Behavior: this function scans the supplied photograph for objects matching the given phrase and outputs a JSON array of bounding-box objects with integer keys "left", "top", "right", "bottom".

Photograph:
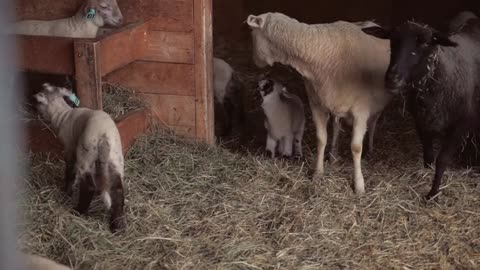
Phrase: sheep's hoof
[
  {"left": 354, "top": 187, "right": 366, "bottom": 194},
  {"left": 424, "top": 191, "right": 440, "bottom": 202},
  {"left": 110, "top": 216, "right": 127, "bottom": 233}
]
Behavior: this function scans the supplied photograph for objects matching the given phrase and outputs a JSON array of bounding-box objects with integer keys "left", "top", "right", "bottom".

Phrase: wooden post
[
  {"left": 74, "top": 41, "right": 102, "bottom": 109},
  {"left": 194, "top": 0, "right": 214, "bottom": 144}
]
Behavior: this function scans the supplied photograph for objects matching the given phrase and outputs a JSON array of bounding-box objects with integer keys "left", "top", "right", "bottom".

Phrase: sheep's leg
[
  {"left": 311, "top": 109, "right": 329, "bottom": 175},
  {"left": 328, "top": 117, "right": 341, "bottom": 162},
  {"left": 74, "top": 172, "right": 95, "bottom": 215},
  {"left": 266, "top": 134, "right": 277, "bottom": 159},
  {"left": 109, "top": 171, "right": 126, "bottom": 232},
  {"left": 64, "top": 155, "right": 76, "bottom": 196},
  {"left": 282, "top": 135, "right": 294, "bottom": 158},
  {"left": 366, "top": 113, "right": 381, "bottom": 157},
  {"left": 426, "top": 132, "right": 461, "bottom": 200},
  {"left": 351, "top": 115, "right": 368, "bottom": 194},
  {"left": 294, "top": 131, "right": 304, "bottom": 158},
  {"left": 415, "top": 122, "right": 435, "bottom": 168}
]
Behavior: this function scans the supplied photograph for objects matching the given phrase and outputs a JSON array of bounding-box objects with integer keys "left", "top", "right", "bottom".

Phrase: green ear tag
[
  {"left": 70, "top": 94, "right": 80, "bottom": 107},
  {"left": 86, "top": 8, "right": 96, "bottom": 19}
]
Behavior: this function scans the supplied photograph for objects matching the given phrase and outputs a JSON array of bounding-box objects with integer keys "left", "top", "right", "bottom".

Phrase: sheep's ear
[
  {"left": 247, "top": 15, "right": 265, "bottom": 29},
  {"left": 362, "top": 26, "right": 391, "bottom": 39},
  {"left": 431, "top": 32, "right": 458, "bottom": 47},
  {"left": 34, "top": 93, "right": 47, "bottom": 105}
]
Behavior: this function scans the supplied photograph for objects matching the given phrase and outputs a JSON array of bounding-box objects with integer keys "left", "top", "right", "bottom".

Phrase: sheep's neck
[
  {"left": 69, "top": 12, "right": 103, "bottom": 37},
  {"left": 50, "top": 106, "right": 72, "bottom": 134}
]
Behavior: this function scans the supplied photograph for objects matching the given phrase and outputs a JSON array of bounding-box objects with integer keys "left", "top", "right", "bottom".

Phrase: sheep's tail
[{"left": 97, "top": 134, "right": 112, "bottom": 209}]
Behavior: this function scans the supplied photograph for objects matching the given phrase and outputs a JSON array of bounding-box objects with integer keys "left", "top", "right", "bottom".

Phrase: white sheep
[
  {"left": 23, "top": 254, "right": 71, "bottom": 270},
  {"left": 13, "top": 0, "right": 123, "bottom": 38},
  {"left": 213, "top": 57, "right": 244, "bottom": 136},
  {"left": 34, "top": 83, "right": 126, "bottom": 232},
  {"left": 257, "top": 78, "right": 305, "bottom": 158},
  {"left": 448, "top": 11, "right": 478, "bottom": 32},
  {"left": 247, "top": 12, "right": 392, "bottom": 194}
]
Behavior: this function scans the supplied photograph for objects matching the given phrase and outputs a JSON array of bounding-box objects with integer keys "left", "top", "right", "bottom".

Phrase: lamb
[
  {"left": 213, "top": 57, "right": 244, "bottom": 136},
  {"left": 257, "top": 78, "right": 305, "bottom": 158},
  {"left": 447, "top": 11, "right": 478, "bottom": 32},
  {"left": 13, "top": 0, "right": 123, "bottom": 38},
  {"left": 33, "top": 83, "right": 126, "bottom": 231},
  {"left": 246, "top": 12, "right": 392, "bottom": 194},
  {"left": 362, "top": 19, "right": 480, "bottom": 199}
]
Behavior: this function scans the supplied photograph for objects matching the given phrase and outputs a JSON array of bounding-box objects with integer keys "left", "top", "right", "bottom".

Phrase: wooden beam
[
  {"left": 74, "top": 41, "right": 102, "bottom": 109},
  {"left": 115, "top": 109, "right": 151, "bottom": 155},
  {"left": 98, "top": 21, "right": 149, "bottom": 76},
  {"left": 16, "top": 35, "right": 74, "bottom": 75},
  {"left": 193, "top": 0, "right": 214, "bottom": 144},
  {"left": 141, "top": 31, "right": 194, "bottom": 64}
]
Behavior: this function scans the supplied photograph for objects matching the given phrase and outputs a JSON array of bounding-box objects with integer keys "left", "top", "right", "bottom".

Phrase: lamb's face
[
  {"left": 257, "top": 79, "right": 274, "bottom": 99},
  {"left": 362, "top": 22, "right": 458, "bottom": 93},
  {"left": 85, "top": 0, "right": 124, "bottom": 27},
  {"left": 34, "top": 84, "right": 76, "bottom": 121},
  {"left": 247, "top": 14, "right": 274, "bottom": 68}
]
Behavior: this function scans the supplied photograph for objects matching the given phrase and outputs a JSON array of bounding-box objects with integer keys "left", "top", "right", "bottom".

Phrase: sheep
[
  {"left": 246, "top": 12, "right": 392, "bottom": 194},
  {"left": 23, "top": 254, "right": 71, "bottom": 270},
  {"left": 362, "top": 19, "right": 480, "bottom": 200},
  {"left": 257, "top": 78, "right": 305, "bottom": 158},
  {"left": 33, "top": 83, "right": 126, "bottom": 231},
  {"left": 447, "top": 11, "right": 478, "bottom": 32},
  {"left": 213, "top": 57, "right": 245, "bottom": 136},
  {"left": 13, "top": 0, "right": 123, "bottom": 38}
]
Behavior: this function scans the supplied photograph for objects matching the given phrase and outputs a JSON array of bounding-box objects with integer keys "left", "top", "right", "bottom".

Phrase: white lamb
[
  {"left": 258, "top": 78, "right": 305, "bottom": 158},
  {"left": 34, "top": 83, "right": 126, "bottom": 232},
  {"left": 213, "top": 57, "right": 244, "bottom": 136},
  {"left": 13, "top": 0, "right": 123, "bottom": 38},
  {"left": 247, "top": 12, "right": 392, "bottom": 194}
]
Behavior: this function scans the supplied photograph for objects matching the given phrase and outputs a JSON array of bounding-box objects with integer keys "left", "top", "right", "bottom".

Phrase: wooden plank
[
  {"left": 140, "top": 93, "right": 196, "bottom": 127},
  {"left": 141, "top": 31, "right": 194, "bottom": 64},
  {"left": 25, "top": 121, "right": 63, "bottom": 157},
  {"left": 16, "top": 35, "right": 74, "bottom": 75},
  {"left": 16, "top": 0, "right": 81, "bottom": 20},
  {"left": 105, "top": 61, "right": 195, "bottom": 96},
  {"left": 98, "top": 22, "right": 149, "bottom": 76},
  {"left": 74, "top": 41, "right": 102, "bottom": 109},
  {"left": 165, "top": 125, "right": 196, "bottom": 138},
  {"left": 193, "top": 0, "right": 214, "bottom": 144},
  {"left": 115, "top": 108, "right": 151, "bottom": 155},
  {"left": 119, "top": 0, "right": 193, "bottom": 32}
]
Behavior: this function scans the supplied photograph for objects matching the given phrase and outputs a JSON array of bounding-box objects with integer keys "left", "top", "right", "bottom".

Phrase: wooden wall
[{"left": 16, "top": 0, "right": 214, "bottom": 144}]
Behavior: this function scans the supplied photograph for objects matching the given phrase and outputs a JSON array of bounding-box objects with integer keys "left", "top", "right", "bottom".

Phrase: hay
[
  {"left": 20, "top": 124, "right": 480, "bottom": 269},
  {"left": 101, "top": 83, "right": 148, "bottom": 119}
]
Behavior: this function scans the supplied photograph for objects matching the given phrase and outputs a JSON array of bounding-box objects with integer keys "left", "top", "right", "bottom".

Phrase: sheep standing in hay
[
  {"left": 362, "top": 19, "right": 480, "bottom": 200},
  {"left": 257, "top": 78, "right": 305, "bottom": 158},
  {"left": 13, "top": 0, "right": 124, "bottom": 38},
  {"left": 33, "top": 83, "right": 126, "bottom": 232},
  {"left": 246, "top": 13, "right": 392, "bottom": 194},
  {"left": 213, "top": 57, "right": 245, "bottom": 137}
]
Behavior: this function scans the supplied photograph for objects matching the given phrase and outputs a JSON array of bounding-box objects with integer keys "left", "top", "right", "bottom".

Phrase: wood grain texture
[
  {"left": 193, "top": 0, "right": 214, "bottom": 144},
  {"left": 141, "top": 31, "right": 194, "bottom": 64},
  {"left": 74, "top": 41, "right": 102, "bottom": 109},
  {"left": 105, "top": 61, "right": 195, "bottom": 96},
  {"left": 140, "top": 93, "right": 196, "bottom": 127},
  {"left": 98, "top": 22, "right": 149, "bottom": 76},
  {"left": 116, "top": 109, "right": 151, "bottom": 154},
  {"left": 16, "top": 35, "right": 74, "bottom": 75}
]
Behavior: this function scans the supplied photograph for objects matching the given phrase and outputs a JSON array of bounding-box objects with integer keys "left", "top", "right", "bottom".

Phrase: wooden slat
[
  {"left": 194, "top": 0, "right": 214, "bottom": 144},
  {"left": 105, "top": 61, "right": 195, "bottom": 96},
  {"left": 141, "top": 31, "right": 194, "bottom": 64},
  {"left": 16, "top": 0, "right": 81, "bottom": 20},
  {"left": 98, "top": 22, "right": 149, "bottom": 76},
  {"left": 74, "top": 41, "right": 102, "bottom": 109},
  {"left": 166, "top": 125, "right": 196, "bottom": 138},
  {"left": 16, "top": 35, "right": 74, "bottom": 75},
  {"left": 119, "top": 0, "right": 193, "bottom": 32},
  {"left": 141, "top": 93, "right": 196, "bottom": 127},
  {"left": 25, "top": 120, "right": 63, "bottom": 157},
  {"left": 115, "top": 109, "right": 151, "bottom": 154}
]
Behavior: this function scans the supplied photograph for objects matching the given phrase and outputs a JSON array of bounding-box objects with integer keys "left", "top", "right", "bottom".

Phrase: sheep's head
[
  {"left": 34, "top": 84, "right": 78, "bottom": 121},
  {"left": 247, "top": 14, "right": 276, "bottom": 68},
  {"left": 257, "top": 78, "right": 275, "bottom": 100},
  {"left": 83, "top": 0, "right": 124, "bottom": 27},
  {"left": 362, "top": 21, "right": 457, "bottom": 93}
]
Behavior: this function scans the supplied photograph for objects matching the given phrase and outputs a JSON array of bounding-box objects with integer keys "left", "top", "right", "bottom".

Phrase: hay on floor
[{"left": 19, "top": 125, "right": 480, "bottom": 270}]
